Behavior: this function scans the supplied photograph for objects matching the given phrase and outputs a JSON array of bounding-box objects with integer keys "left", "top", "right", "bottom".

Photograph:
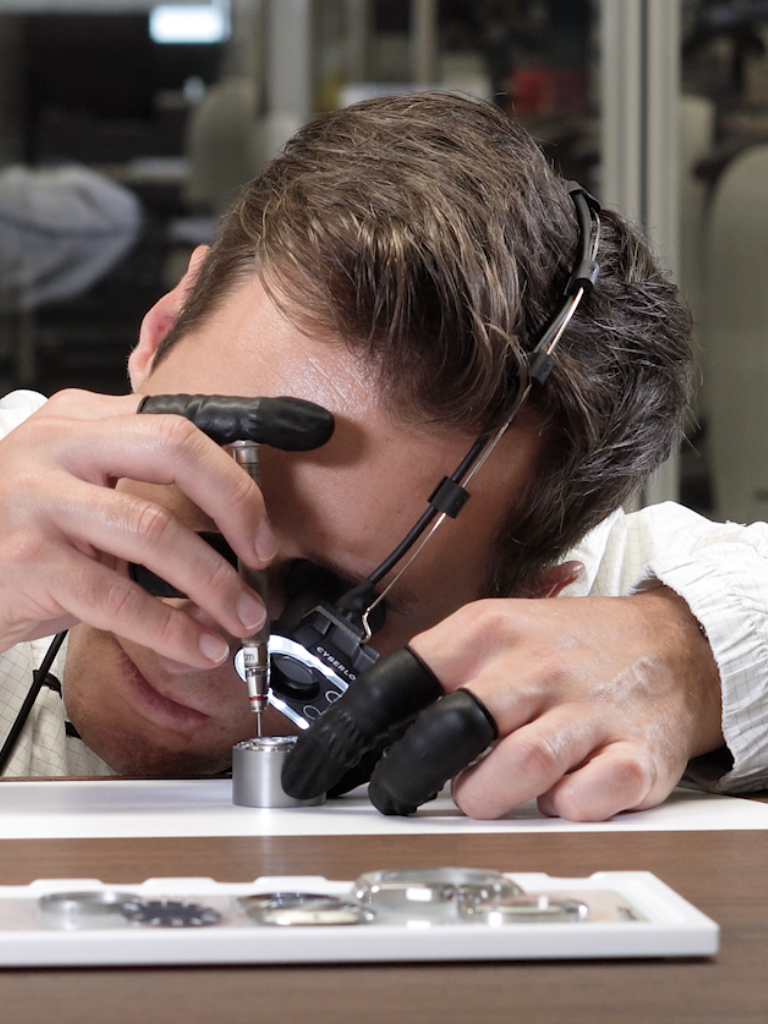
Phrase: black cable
[
  {"left": 367, "top": 431, "right": 491, "bottom": 586},
  {"left": 364, "top": 186, "right": 600, "bottom": 592},
  {"left": 0, "top": 630, "right": 68, "bottom": 775}
]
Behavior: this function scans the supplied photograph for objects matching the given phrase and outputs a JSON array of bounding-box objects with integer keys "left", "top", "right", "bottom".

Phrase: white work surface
[{"left": 1, "top": 779, "right": 768, "bottom": 840}]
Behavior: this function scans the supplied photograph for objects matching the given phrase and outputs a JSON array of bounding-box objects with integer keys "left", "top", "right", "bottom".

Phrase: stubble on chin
[{"left": 61, "top": 625, "right": 235, "bottom": 777}]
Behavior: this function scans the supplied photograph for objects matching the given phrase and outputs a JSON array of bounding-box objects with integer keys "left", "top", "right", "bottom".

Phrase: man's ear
[
  {"left": 128, "top": 245, "right": 209, "bottom": 389},
  {"left": 519, "top": 560, "right": 585, "bottom": 599}
]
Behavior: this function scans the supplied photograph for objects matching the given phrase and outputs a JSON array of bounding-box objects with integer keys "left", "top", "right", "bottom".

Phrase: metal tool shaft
[{"left": 227, "top": 441, "right": 270, "bottom": 735}]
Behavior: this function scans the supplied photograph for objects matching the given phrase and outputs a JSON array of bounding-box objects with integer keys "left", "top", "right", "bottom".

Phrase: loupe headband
[{"left": 351, "top": 182, "right": 602, "bottom": 637}]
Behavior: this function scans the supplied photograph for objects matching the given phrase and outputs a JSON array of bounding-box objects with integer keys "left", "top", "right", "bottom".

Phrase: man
[{"left": 0, "top": 92, "right": 766, "bottom": 820}]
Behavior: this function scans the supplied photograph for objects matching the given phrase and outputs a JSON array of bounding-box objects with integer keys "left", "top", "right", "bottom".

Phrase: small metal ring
[
  {"left": 37, "top": 890, "right": 139, "bottom": 929},
  {"left": 464, "top": 895, "right": 589, "bottom": 924},
  {"left": 354, "top": 867, "right": 523, "bottom": 919}
]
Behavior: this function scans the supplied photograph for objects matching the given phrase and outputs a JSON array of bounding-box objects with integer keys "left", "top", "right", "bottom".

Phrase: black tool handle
[{"left": 138, "top": 394, "right": 335, "bottom": 450}]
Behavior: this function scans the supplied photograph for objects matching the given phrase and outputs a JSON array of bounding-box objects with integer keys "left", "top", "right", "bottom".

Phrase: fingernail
[
  {"left": 237, "top": 592, "right": 266, "bottom": 633},
  {"left": 255, "top": 520, "right": 277, "bottom": 562},
  {"left": 199, "top": 632, "right": 230, "bottom": 665}
]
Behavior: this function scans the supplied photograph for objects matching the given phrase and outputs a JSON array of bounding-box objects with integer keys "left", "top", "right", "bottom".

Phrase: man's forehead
[
  {"left": 158, "top": 277, "right": 383, "bottom": 417},
  {"left": 155, "top": 276, "right": 477, "bottom": 477}
]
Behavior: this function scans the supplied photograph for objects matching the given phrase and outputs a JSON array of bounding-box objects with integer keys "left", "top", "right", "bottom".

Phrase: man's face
[{"left": 63, "top": 275, "right": 543, "bottom": 775}]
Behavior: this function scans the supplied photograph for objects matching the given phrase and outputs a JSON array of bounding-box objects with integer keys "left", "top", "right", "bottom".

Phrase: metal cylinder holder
[{"left": 232, "top": 736, "right": 326, "bottom": 808}]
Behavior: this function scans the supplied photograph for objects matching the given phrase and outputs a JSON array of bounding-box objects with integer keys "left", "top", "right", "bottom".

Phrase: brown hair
[{"left": 155, "top": 91, "right": 692, "bottom": 595}]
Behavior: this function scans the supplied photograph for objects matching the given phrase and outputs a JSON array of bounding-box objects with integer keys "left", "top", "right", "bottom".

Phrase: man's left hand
[{"left": 283, "top": 586, "right": 724, "bottom": 821}]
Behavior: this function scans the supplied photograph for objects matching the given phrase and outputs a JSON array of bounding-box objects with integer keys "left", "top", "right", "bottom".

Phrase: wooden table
[{"left": 0, "top": 828, "right": 765, "bottom": 1024}]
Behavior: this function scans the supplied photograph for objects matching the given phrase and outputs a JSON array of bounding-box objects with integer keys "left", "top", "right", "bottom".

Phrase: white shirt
[
  {"left": 0, "top": 635, "right": 114, "bottom": 777},
  {"left": 0, "top": 165, "right": 141, "bottom": 310},
  {"left": 2, "top": 390, "right": 767, "bottom": 790},
  {"left": 562, "top": 503, "right": 768, "bottom": 792},
  {"left": 0, "top": 392, "right": 114, "bottom": 777}
]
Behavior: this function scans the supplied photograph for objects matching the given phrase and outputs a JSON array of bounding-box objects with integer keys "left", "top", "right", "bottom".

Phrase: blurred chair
[
  {"left": 675, "top": 95, "right": 716, "bottom": 514},
  {"left": 0, "top": 164, "right": 141, "bottom": 311},
  {"left": 678, "top": 95, "right": 715, "bottom": 418},
  {"left": 163, "top": 76, "right": 262, "bottom": 286},
  {"left": 703, "top": 144, "right": 768, "bottom": 523},
  {"left": 0, "top": 164, "right": 142, "bottom": 388},
  {"left": 182, "top": 76, "right": 261, "bottom": 217}
]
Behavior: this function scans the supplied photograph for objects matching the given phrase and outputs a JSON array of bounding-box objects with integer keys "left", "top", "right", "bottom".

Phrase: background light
[{"left": 149, "top": 4, "right": 229, "bottom": 45}]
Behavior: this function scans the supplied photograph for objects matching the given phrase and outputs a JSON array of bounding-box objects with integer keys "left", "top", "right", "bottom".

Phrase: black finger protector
[
  {"left": 325, "top": 718, "right": 415, "bottom": 798},
  {"left": 367, "top": 689, "right": 498, "bottom": 816},
  {"left": 138, "top": 394, "right": 335, "bottom": 451},
  {"left": 281, "top": 646, "right": 443, "bottom": 800}
]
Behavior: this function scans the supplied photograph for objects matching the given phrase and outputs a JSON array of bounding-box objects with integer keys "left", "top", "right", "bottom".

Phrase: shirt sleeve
[
  {"left": 0, "top": 390, "right": 114, "bottom": 777},
  {"left": 0, "top": 389, "right": 47, "bottom": 439},
  {"left": 558, "top": 501, "right": 768, "bottom": 793}
]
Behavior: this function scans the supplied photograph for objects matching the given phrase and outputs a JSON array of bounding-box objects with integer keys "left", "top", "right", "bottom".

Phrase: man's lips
[{"left": 116, "top": 645, "right": 211, "bottom": 725}]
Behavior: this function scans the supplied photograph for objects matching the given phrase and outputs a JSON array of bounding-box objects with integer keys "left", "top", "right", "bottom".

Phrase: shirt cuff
[{"left": 630, "top": 554, "right": 768, "bottom": 793}]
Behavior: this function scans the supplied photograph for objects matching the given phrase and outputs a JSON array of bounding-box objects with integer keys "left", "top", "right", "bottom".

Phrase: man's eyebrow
[{"left": 311, "top": 555, "right": 418, "bottom": 618}]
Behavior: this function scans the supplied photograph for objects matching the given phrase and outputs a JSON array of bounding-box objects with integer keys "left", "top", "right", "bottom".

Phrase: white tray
[{"left": 0, "top": 871, "right": 718, "bottom": 966}]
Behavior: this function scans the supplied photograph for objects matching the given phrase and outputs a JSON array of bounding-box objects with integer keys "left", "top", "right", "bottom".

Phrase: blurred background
[{"left": 0, "top": 0, "right": 767, "bottom": 523}]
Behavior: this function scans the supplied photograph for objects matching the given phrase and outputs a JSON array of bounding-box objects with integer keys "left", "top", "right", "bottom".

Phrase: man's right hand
[{"left": 0, "top": 388, "right": 280, "bottom": 665}]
